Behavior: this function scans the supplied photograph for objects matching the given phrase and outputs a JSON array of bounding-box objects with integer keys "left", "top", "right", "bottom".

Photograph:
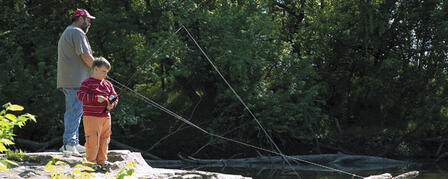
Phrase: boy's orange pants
[{"left": 83, "top": 116, "right": 111, "bottom": 165}]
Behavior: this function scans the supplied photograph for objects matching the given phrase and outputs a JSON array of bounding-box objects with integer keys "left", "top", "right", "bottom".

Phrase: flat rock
[{"left": 0, "top": 150, "right": 251, "bottom": 179}]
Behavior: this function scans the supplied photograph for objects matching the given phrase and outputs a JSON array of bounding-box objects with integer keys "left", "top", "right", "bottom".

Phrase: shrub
[{"left": 0, "top": 102, "right": 36, "bottom": 171}]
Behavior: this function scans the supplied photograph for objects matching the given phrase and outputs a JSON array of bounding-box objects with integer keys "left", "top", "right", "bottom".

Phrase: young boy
[{"left": 77, "top": 57, "right": 118, "bottom": 169}]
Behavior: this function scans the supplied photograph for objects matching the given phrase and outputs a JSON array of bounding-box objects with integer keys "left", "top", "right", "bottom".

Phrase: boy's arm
[
  {"left": 106, "top": 80, "right": 118, "bottom": 110},
  {"left": 77, "top": 81, "right": 98, "bottom": 104},
  {"left": 108, "top": 81, "right": 119, "bottom": 108}
]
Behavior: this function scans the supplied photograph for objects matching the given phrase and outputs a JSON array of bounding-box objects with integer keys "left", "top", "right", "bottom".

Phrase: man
[{"left": 57, "top": 9, "right": 96, "bottom": 155}]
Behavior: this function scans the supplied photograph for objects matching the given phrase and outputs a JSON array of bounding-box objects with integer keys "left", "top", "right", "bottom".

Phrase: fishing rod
[{"left": 106, "top": 25, "right": 365, "bottom": 179}]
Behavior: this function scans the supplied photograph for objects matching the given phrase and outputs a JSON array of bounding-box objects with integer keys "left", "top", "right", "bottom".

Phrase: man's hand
[
  {"left": 97, "top": 96, "right": 107, "bottom": 103},
  {"left": 80, "top": 53, "right": 94, "bottom": 67}
]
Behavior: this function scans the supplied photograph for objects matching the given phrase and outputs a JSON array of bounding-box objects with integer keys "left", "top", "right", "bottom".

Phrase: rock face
[
  {"left": 364, "top": 171, "right": 419, "bottom": 179},
  {"left": 0, "top": 150, "right": 251, "bottom": 179}
]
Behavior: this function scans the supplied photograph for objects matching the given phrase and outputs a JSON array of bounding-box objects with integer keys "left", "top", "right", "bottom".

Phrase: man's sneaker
[
  {"left": 59, "top": 144, "right": 81, "bottom": 157},
  {"left": 75, "top": 144, "right": 86, "bottom": 153}
]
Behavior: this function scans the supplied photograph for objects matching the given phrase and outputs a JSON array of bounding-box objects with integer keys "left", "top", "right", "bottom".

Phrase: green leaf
[
  {"left": 0, "top": 162, "right": 6, "bottom": 171},
  {"left": 55, "top": 161, "right": 66, "bottom": 165},
  {"left": 127, "top": 168, "right": 134, "bottom": 175},
  {"left": 4, "top": 160, "right": 18, "bottom": 166},
  {"left": 74, "top": 164, "right": 82, "bottom": 168},
  {"left": 116, "top": 173, "right": 125, "bottom": 179},
  {"left": 0, "top": 144, "right": 6, "bottom": 152},
  {"left": 7, "top": 105, "right": 24, "bottom": 111},
  {"left": 1, "top": 139, "right": 14, "bottom": 145},
  {"left": 83, "top": 166, "right": 95, "bottom": 172},
  {"left": 22, "top": 113, "right": 36, "bottom": 122},
  {"left": 2, "top": 103, "right": 11, "bottom": 109},
  {"left": 5, "top": 114, "right": 16, "bottom": 122},
  {"left": 45, "top": 160, "right": 54, "bottom": 167}
]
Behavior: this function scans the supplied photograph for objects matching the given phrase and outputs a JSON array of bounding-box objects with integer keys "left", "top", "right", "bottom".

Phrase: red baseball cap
[{"left": 72, "top": 9, "right": 96, "bottom": 19}]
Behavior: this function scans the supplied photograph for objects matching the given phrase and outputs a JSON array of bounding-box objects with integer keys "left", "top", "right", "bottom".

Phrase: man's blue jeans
[{"left": 62, "top": 88, "right": 83, "bottom": 146}]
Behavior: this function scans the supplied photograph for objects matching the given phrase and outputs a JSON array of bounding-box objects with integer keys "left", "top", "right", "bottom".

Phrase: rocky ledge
[{"left": 1, "top": 150, "right": 251, "bottom": 179}]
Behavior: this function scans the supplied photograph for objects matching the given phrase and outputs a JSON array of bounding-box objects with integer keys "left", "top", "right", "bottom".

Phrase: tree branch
[
  {"left": 15, "top": 137, "right": 61, "bottom": 152},
  {"left": 110, "top": 139, "right": 161, "bottom": 160}
]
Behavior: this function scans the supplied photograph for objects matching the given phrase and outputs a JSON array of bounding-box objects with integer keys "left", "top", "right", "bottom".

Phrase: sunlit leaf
[
  {"left": 1, "top": 139, "right": 14, "bottom": 145},
  {"left": 22, "top": 113, "right": 36, "bottom": 122},
  {"left": 7, "top": 105, "right": 24, "bottom": 111},
  {"left": 44, "top": 165, "right": 55, "bottom": 172},
  {"left": 0, "top": 162, "right": 6, "bottom": 171},
  {"left": 83, "top": 166, "right": 95, "bottom": 172},
  {"left": 5, "top": 114, "right": 16, "bottom": 122},
  {"left": 45, "top": 160, "right": 54, "bottom": 167},
  {"left": 5, "top": 160, "right": 18, "bottom": 166},
  {"left": 0, "top": 144, "right": 7, "bottom": 152},
  {"left": 55, "top": 161, "right": 66, "bottom": 165},
  {"left": 84, "top": 160, "right": 95, "bottom": 165},
  {"left": 126, "top": 161, "right": 135, "bottom": 168},
  {"left": 74, "top": 164, "right": 82, "bottom": 168}
]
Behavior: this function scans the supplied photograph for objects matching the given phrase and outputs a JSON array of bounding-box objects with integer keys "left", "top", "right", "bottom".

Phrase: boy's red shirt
[{"left": 77, "top": 77, "right": 118, "bottom": 118}]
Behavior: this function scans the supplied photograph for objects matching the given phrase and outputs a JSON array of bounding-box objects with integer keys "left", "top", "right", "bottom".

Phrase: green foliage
[
  {"left": 116, "top": 161, "right": 135, "bottom": 179},
  {"left": 0, "top": 103, "right": 36, "bottom": 171},
  {"left": 45, "top": 157, "right": 96, "bottom": 179},
  {"left": 5, "top": 149, "right": 25, "bottom": 162},
  {"left": 44, "top": 157, "right": 135, "bottom": 179},
  {"left": 1, "top": 0, "right": 448, "bottom": 159}
]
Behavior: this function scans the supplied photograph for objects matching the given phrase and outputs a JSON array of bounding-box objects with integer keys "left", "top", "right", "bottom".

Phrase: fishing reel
[
  {"left": 103, "top": 95, "right": 117, "bottom": 113},
  {"left": 108, "top": 95, "right": 117, "bottom": 103}
]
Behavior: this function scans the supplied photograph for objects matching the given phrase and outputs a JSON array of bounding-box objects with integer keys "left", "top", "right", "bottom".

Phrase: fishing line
[
  {"left": 107, "top": 25, "right": 365, "bottom": 179},
  {"left": 108, "top": 76, "right": 364, "bottom": 179},
  {"left": 118, "top": 26, "right": 184, "bottom": 93},
  {"left": 180, "top": 25, "right": 302, "bottom": 178}
]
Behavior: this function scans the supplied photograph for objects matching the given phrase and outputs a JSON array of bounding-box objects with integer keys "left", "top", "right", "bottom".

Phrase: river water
[{"left": 151, "top": 160, "right": 448, "bottom": 179}]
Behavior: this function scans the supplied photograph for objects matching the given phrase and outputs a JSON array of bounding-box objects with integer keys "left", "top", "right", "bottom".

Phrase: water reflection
[{"left": 149, "top": 160, "right": 448, "bottom": 179}]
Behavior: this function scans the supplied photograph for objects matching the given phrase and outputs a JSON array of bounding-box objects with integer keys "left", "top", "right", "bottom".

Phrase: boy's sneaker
[
  {"left": 59, "top": 144, "right": 81, "bottom": 157},
  {"left": 100, "top": 161, "right": 112, "bottom": 169},
  {"left": 89, "top": 162, "right": 111, "bottom": 173},
  {"left": 75, "top": 144, "right": 86, "bottom": 153},
  {"left": 99, "top": 161, "right": 112, "bottom": 172},
  {"left": 89, "top": 164, "right": 101, "bottom": 171}
]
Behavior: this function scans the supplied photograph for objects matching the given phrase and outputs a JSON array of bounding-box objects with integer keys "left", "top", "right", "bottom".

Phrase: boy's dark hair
[{"left": 92, "top": 57, "right": 111, "bottom": 70}]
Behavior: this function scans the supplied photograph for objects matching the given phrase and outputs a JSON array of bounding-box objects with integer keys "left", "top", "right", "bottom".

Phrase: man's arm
[{"left": 80, "top": 53, "right": 94, "bottom": 68}]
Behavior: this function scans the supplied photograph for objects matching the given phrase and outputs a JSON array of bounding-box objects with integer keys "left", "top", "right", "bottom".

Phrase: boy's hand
[
  {"left": 97, "top": 96, "right": 107, "bottom": 103},
  {"left": 107, "top": 103, "right": 113, "bottom": 110}
]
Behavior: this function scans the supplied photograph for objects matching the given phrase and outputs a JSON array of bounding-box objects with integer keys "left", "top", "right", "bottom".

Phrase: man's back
[{"left": 57, "top": 25, "right": 91, "bottom": 88}]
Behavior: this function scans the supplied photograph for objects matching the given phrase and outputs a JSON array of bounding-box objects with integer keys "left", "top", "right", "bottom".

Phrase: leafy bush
[
  {"left": 5, "top": 149, "right": 26, "bottom": 162},
  {"left": 0, "top": 103, "right": 36, "bottom": 171}
]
